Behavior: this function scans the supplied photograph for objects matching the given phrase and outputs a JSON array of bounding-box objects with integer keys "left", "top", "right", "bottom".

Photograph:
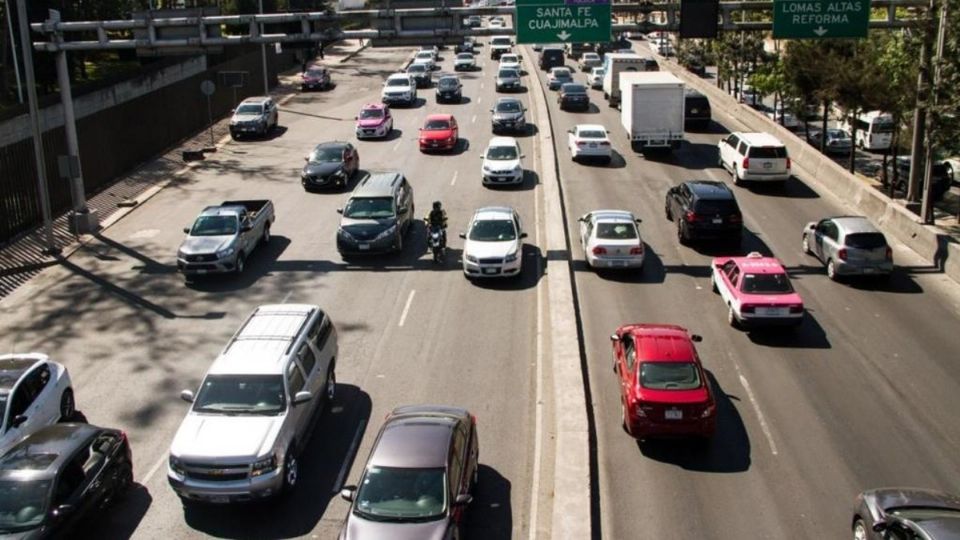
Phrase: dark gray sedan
[
  {"left": 339, "top": 405, "right": 479, "bottom": 540},
  {"left": 854, "top": 488, "right": 960, "bottom": 540}
]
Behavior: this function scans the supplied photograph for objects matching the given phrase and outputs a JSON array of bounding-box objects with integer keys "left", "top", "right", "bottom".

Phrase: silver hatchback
[{"left": 802, "top": 216, "right": 893, "bottom": 280}]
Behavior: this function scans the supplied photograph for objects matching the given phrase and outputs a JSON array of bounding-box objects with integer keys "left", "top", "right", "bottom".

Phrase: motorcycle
[{"left": 425, "top": 220, "right": 446, "bottom": 263}]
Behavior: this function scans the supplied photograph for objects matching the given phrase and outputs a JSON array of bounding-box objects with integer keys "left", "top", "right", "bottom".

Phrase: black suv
[
  {"left": 684, "top": 90, "right": 711, "bottom": 131},
  {"left": 879, "top": 156, "right": 951, "bottom": 201},
  {"left": 665, "top": 181, "right": 743, "bottom": 245},
  {"left": 336, "top": 172, "right": 414, "bottom": 256},
  {"left": 435, "top": 75, "right": 463, "bottom": 103},
  {"left": 539, "top": 48, "right": 565, "bottom": 71}
]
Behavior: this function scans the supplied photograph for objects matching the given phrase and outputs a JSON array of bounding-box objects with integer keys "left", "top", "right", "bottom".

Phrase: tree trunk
[
  {"left": 848, "top": 110, "right": 858, "bottom": 173},
  {"left": 820, "top": 100, "right": 829, "bottom": 153}
]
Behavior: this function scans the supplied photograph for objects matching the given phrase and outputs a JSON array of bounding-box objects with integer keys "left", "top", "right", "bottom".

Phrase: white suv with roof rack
[
  {"left": 168, "top": 304, "right": 337, "bottom": 503},
  {"left": 718, "top": 131, "right": 792, "bottom": 185}
]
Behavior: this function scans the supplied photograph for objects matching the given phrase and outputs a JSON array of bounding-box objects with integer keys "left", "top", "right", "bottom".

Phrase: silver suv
[
  {"left": 168, "top": 304, "right": 337, "bottom": 503},
  {"left": 229, "top": 96, "right": 278, "bottom": 140},
  {"left": 802, "top": 216, "right": 894, "bottom": 280}
]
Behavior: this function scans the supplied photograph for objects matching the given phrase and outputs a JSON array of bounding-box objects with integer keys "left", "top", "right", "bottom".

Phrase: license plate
[
  {"left": 712, "top": 218, "right": 723, "bottom": 224},
  {"left": 208, "top": 495, "right": 229, "bottom": 503},
  {"left": 757, "top": 307, "right": 786, "bottom": 317},
  {"left": 691, "top": 108, "right": 699, "bottom": 114},
  {"left": 358, "top": 244, "right": 370, "bottom": 251},
  {"left": 589, "top": 143, "right": 597, "bottom": 148},
  {"left": 483, "top": 268, "right": 498, "bottom": 274},
  {"left": 665, "top": 409, "right": 682, "bottom": 420},
  {"left": 863, "top": 268, "right": 876, "bottom": 273},
  {"left": 763, "top": 162, "right": 772, "bottom": 169},
  {"left": 614, "top": 260, "right": 628, "bottom": 267},
  {"left": 196, "top": 269, "right": 208, "bottom": 274}
]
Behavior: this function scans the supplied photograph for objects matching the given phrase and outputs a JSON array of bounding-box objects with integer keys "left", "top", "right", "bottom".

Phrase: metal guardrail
[{"left": 30, "top": 0, "right": 926, "bottom": 52}]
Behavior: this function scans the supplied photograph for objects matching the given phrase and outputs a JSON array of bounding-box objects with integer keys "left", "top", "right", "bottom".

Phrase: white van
[
  {"left": 601, "top": 53, "right": 645, "bottom": 108},
  {"left": 840, "top": 110, "right": 894, "bottom": 151}
]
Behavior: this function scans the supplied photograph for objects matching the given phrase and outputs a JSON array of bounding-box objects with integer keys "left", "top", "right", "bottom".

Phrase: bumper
[
  {"left": 736, "top": 312, "right": 804, "bottom": 327},
  {"left": 337, "top": 233, "right": 401, "bottom": 255},
  {"left": 463, "top": 257, "right": 522, "bottom": 278},
  {"left": 302, "top": 174, "right": 347, "bottom": 190},
  {"left": 230, "top": 125, "right": 264, "bottom": 137},
  {"left": 627, "top": 416, "right": 716, "bottom": 439},
  {"left": 492, "top": 120, "right": 526, "bottom": 132},
  {"left": 382, "top": 95, "right": 414, "bottom": 105},
  {"left": 454, "top": 63, "right": 474, "bottom": 70},
  {"left": 684, "top": 224, "right": 742, "bottom": 241},
  {"left": 357, "top": 125, "right": 389, "bottom": 139},
  {"left": 560, "top": 99, "right": 590, "bottom": 110},
  {"left": 572, "top": 147, "right": 612, "bottom": 159},
  {"left": 835, "top": 261, "right": 894, "bottom": 276},
  {"left": 740, "top": 171, "right": 791, "bottom": 182},
  {"left": 436, "top": 93, "right": 461, "bottom": 102},
  {"left": 482, "top": 171, "right": 523, "bottom": 185},
  {"left": 177, "top": 257, "right": 234, "bottom": 275},
  {"left": 587, "top": 254, "right": 644, "bottom": 269},
  {"left": 168, "top": 468, "right": 283, "bottom": 503},
  {"left": 420, "top": 139, "right": 457, "bottom": 151},
  {"left": 496, "top": 82, "right": 521, "bottom": 91},
  {"left": 301, "top": 80, "right": 329, "bottom": 90}
]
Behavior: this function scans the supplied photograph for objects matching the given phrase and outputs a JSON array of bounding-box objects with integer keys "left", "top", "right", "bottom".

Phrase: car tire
[
  {"left": 59, "top": 388, "right": 75, "bottom": 422},
  {"left": 727, "top": 305, "right": 740, "bottom": 328},
  {"left": 665, "top": 204, "right": 672, "bottom": 221},
  {"left": 235, "top": 254, "right": 245, "bottom": 275},
  {"left": 827, "top": 259, "right": 838, "bottom": 281},
  {"left": 325, "top": 366, "right": 336, "bottom": 403},
  {"left": 733, "top": 169, "right": 742, "bottom": 186},
  {"left": 853, "top": 518, "right": 868, "bottom": 540},
  {"left": 676, "top": 219, "right": 687, "bottom": 245},
  {"left": 282, "top": 448, "right": 299, "bottom": 494},
  {"left": 711, "top": 274, "right": 719, "bottom": 294},
  {"left": 262, "top": 224, "right": 271, "bottom": 244},
  {"left": 802, "top": 235, "right": 811, "bottom": 255},
  {"left": 620, "top": 401, "right": 632, "bottom": 436}
]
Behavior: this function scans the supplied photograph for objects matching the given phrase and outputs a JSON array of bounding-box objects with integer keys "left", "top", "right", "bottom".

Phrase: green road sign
[
  {"left": 515, "top": 0, "right": 611, "bottom": 45},
  {"left": 773, "top": 0, "right": 871, "bottom": 39}
]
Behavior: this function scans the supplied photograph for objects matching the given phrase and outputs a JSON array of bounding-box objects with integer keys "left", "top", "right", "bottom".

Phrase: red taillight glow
[
  {"left": 741, "top": 304, "right": 755, "bottom": 314},
  {"left": 838, "top": 248, "right": 848, "bottom": 261},
  {"left": 729, "top": 214, "right": 743, "bottom": 223},
  {"left": 742, "top": 157, "right": 750, "bottom": 170},
  {"left": 684, "top": 210, "right": 698, "bottom": 223},
  {"left": 786, "top": 157, "right": 792, "bottom": 169},
  {"left": 576, "top": 141, "right": 587, "bottom": 147},
  {"left": 885, "top": 247, "right": 893, "bottom": 260},
  {"left": 789, "top": 304, "right": 804, "bottom": 314},
  {"left": 629, "top": 246, "right": 644, "bottom": 255},
  {"left": 700, "top": 402, "right": 716, "bottom": 418},
  {"left": 592, "top": 246, "right": 607, "bottom": 255},
  {"left": 598, "top": 141, "right": 610, "bottom": 146}
]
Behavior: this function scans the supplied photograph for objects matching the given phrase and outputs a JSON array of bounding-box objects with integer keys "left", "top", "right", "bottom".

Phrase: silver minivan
[{"left": 802, "top": 216, "right": 894, "bottom": 280}]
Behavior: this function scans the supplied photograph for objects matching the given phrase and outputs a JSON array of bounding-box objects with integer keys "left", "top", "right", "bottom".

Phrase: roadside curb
[{"left": 520, "top": 45, "right": 593, "bottom": 540}]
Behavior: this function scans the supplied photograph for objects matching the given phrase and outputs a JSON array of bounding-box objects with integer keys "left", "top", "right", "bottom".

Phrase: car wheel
[
  {"left": 620, "top": 401, "right": 632, "bottom": 436},
  {"left": 853, "top": 518, "right": 868, "bottom": 540},
  {"left": 235, "top": 254, "right": 245, "bottom": 275},
  {"left": 733, "top": 169, "right": 742, "bottom": 186},
  {"left": 325, "top": 367, "right": 336, "bottom": 402},
  {"left": 665, "top": 204, "right": 672, "bottom": 221},
  {"left": 676, "top": 219, "right": 687, "bottom": 245},
  {"left": 711, "top": 274, "right": 719, "bottom": 294},
  {"left": 827, "top": 259, "right": 838, "bottom": 281},
  {"left": 282, "top": 449, "right": 299, "bottom": 493},
  {"left": 59, "top": 388, "right": 75, "bottom": 421},
  {"left": 727, "top": 305, "right": 740, "bottom": 328},
  {"left": 802, "top": 235, "right": 811, "bottom": 255},
  {"left": 262, "top": 225, "right": 271, "bottom": 244}
]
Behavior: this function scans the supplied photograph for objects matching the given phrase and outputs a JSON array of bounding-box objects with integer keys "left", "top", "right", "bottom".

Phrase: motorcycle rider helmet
[{"left": 433, "top": 201, "right": 442, "bottom": 210}]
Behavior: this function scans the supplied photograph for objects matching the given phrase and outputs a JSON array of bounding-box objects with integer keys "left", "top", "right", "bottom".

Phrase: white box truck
[
  {"left": 601, "top": 53, "right": 648, "bottom": 108},
  {"left": 620, "top": 71, "right": 685, "bottom": 152}
]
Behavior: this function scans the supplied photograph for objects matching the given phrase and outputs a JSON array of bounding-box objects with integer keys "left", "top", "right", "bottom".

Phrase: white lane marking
[
  {"left": 734, "top": 366, "right": 779, "bottom": 456},
  {"left": 477, "top": 97, "right": 482, "bottom": 104},
  {"left": 392, "top": 139, "right": 403, "bottom": 152},
  {"left": 398, "top": 289, "right": 416, "bottom": 327},
  {"left": 334, "top": 419, "right": 368, "bottom": 493},
  {"left": 528, "top": 178, "right": 544, "bottom": 540},
  {"left": 281, "top": 291, "right": 293, "bottom": 303},
  {"left": 472, "top": 114, "right": 477, "bottom": 124},
  {"left": 481, "top": 82, "right": 485, "bottom": 89},
  {"left": 141, "top": 452, "right": 169, "bottom": 485},
  {"left": 451, "top": 171, "right": 459, "bottom": 186}
]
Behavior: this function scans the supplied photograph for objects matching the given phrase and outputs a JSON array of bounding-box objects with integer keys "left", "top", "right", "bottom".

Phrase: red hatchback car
[
  {"left": 610, "top": 324, "right": 716, "bottom": 441},
  {"left": 419, "top": 114, "right": 459, "bottom": 152}
]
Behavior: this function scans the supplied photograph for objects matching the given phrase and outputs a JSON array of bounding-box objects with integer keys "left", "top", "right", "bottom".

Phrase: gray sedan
[
  {"left": 853, "top": 488, "right": 960, "bottom": 540},
  {"left": 802, "top": 216, "right": 893, "bottom": 280}
]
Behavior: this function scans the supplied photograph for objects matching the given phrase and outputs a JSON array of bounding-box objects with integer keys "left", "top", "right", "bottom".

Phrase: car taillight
[
  {"left": 576, "top": 141, "right": 587, "bottom": 147},
  {"left": 684, "top": 210, "right": 697, "bottom": 223},
  {"left": 789, "top": 304, "right": 804, "bottom": 314},
  {"left": 634, "top": 402, "right": 648, "bottom": 418},
  {"left": 741, "top": 304, "right": 755, "bottom": 314},
  {"left": 742, "top": 157, "right": 750, "bottom": 170},
  {"left": 598, "top": 141, "right": 610, "bottom": 146},
  {"left": 729, "top": 213, "right": 742, "bottom": 223},
  {"left": 629, "top": 246, "right": 644, "bottom": 255},
  {"left": 700, "top": 402, "right": 716, "bottom": 418},
  {"left": 838, "top": 248, "right": 847, "bottom": 261},
  {"left": 885, "top": 247, "right": 893, "bottom": 260},
  {"left": 786, "top": 157, "right": 792, "bottom": 169},
  {"left": 592, "top": 246, "right": 607, "bottom": 255}
]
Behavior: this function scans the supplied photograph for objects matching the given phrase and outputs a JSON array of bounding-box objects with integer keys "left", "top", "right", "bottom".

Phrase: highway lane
[
  {"left": 525, "top": 43, "right": 960, "bottom": 539},
  {"left": 0, "top": 43, "right": 548, "bottom": 539}
]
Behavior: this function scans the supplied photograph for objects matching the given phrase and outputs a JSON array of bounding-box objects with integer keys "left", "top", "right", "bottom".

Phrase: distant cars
[
  {"left": 489, "top": 35, "right": 512, "bottom": 60},
  {"left": 548, "top": 67, "right": 574, "bottom": 90},
  {"left": 665, "top": 180, "right": 742, "bottom": 245},
  {"left": 807, "top": 128, "right": 853, "bottom": 155},
  {"left": 578, "top": 210, "right": 644, "bottom": 269},
  {"left": 454, "top": 52, "right": 476, "bottom": 71},
  {"left": 435, "top": 75, "right": 463, "bottom": 103},
  {"left": 495, "top": 67, "right": 522, "bottom": 92},
  {"left": 588, "top": 67, "right": 605, "bottom": 89},
  {"left": 853, "top": 488, "right": 960, "bottom": 540},
  {"left": 610, "top": 324, "right": 716, "bottom": 440},
  {"left": 355, "top": 103, "right": 394, "bottom": 139},
  {"left": 765, "top": 105, "right": 800, "bottom": 130},
  {"left": 419, "top": 114, "right": 460, "bottom": 152},
  {"left": 413, "top": 50, "right": 437, "bottom": 71},
  {"left": 539, "top": 47, "right": 565, "bottom": 71},
  {"left": 578, "top": 52, "right": 602, "bottom": 71},
  {"left": 558, "top": 83, "right": 590, "bottom": 111},
  {"left": 229, "top": 96, "right": 278, "bottom": 139},
  {"left": 460, "top": 206, "right": 527, "bottom": 278},
  {"left": 381, "top": 73, "right": 417, "bottom": 107},
  {"left": 567, "top": 124, "right": 612, "bottom": 162},
  {"left": 300, "top": 66, "right": 331, "bottom": 91},
  {"left": 684, "top": 89, "right": 711, "bottom": 130},
  {"left": 0, "top": 423, "right": 133, "bottom": 538},
  {"left": 336, "top": 172, "right": 415, "bottom": 255},
  {"left": 739, "top": 85, "right": 762, "bottom": 107},
  {"left": 499, "top": 53, "right": 522, "bottom": 72},
  {"left": 481, "top": 136, "right": 524, "bottom": 186},
  {"left": 406, "top": 63, "right": 432, "bottom": 88},
  {"left": 490, "top": 97, "right": 527, "bottom": 134},
  {"left": 718, "top": 132, "right": 792, "bottom": 185},
  {"left": 339, "top": 405, "right": 478, "bottom": 539},
  {"left": 711, "top": 252, "right": 804, "bottom": 328},
  {"left": 455, "top": 37, "right": 476, "bottom": 54},
  {"left": 0, "top": 354, "right": 75, "bottom": 454},
  {"left": 878, "top": 156, "right": 952, "bottom": 201},
  {"left": 302, "top": 141, "right": 360, "bottom": 191},
  {"left": 802, "top": 216, "right": 893, "bottom": 280}
]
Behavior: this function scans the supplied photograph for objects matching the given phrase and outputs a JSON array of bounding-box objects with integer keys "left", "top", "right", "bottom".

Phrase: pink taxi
[
  {"left": 355, "top": 103, "right": 394, "bottom": 139},
  {"left": 711, "top": 252, "right": 804, "bottom": 328}
]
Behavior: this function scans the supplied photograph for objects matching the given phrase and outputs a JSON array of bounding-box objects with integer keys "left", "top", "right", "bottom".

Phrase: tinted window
[
  {"left": 193, "top": 374, "right": 286, "bottom": 415},
  {"left": 354, "top": 467, "right": 446, "bottom": 520},
  {"left": 747, "top": 146, "right": 788, "bottom": 159},
  {"left": 469, "top": 219, "right": 517, "bottom": 241},
  {"left": 360, "top": 108, "right": 384, "bottom": 120},
  {"left": 407, "top": 64, "right": 426, "bottom": 73},
  {"left": 315, "top": 318, "right": 333, "bottom": 350},
  {"left": 578, "top": 129, "right": 606, "bottom": 139},
  {"left": 694, "top": 199, "right": 738, "bottom": 215},
  {"left": 343, "top": 197, "right": 395, "bottom": 219},
  {"left": 845, "top": 232, "right": 887, "bottom": 250},
  {"left": 309, "top": 147, "right": 344, "bottom": 163},
  {"left": 486, "top": 145, "right": 519, "bottom": 160},
  {"left": 740, "top": 273, "right": 794, "bottom": 294},
  {"left": 563, "top": 85, "right": 587, "bottom": 94},
  {"left": 498, "top": 69, "right": 519, "bottom": 78},
  {"left": 0, "top": 480, "right": 52, "bottom": 532},
  {"left": 495, "top": 101, "right": 522, "bottom": 113},
  {"left": 386, "top": 78, "right": 409, "bottom": 87},
  {"left": 190, "top": 215, "right": 237, "bottom": 236},
  {"left": 439, "top": 78, "right": 459, "bottom": 89},
  {"left": 286, "top": 362, "right": 305, "bottom": 395},
  {"left": 424, "top": 119, "right": 451, "bottom": 130},
  {"left": 595, "top": 222, "right": 638, "bottom": 240},
  {"left": 299, "top": 344, "right": 317, "bottom": 375},
  {"left": 640, "top": 362, "right": 701, "bottom": 390},
  {"left": 236, "top": 104, "right": 262, "bottom": 114},
  {"left": 686, "top": 96, "right": 709, "bottom": 110},
  {"left": 491, "top": 37, "right": 511, "bottom": 46}
]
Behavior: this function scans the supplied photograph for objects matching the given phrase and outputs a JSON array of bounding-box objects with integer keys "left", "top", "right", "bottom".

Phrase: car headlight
[
  {"left": 217, "top": 246, "right": 236, "bottom": 258},
  {"left": 513, "top": 165, "right": 523, "bottom": 173},
  {"left": 482, "top": 165, "right": 492, "bottom": 172},
  {"left": 505, "top": 251, "right": 518, "bottom": 263},
  {"left": 251, "top": 454, "right": 278, "bottom": 477},
  {"left": 332, "top": 168, "right": 346, "bottom": 178},
  {"left": 338, "top": 228, "right": 354, "bottom": 240},
  {"left": 465, "top": 254, "right": 478, "bottom": 263},
  {"left": 177, "top": 249, "right": 186, "bottom": 259},
  {"left": 374, "top": 225, "right": 398, "bottom": 241},
  {"left": 169, "top": 455, "right": 185, "bottom": 476}
]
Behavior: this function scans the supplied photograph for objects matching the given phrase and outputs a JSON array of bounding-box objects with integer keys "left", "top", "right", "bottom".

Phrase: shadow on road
[
  {"left": 85, "top": 483, "right": 154, "bottom": 539},
  {"left": 463, "top": 464, "right": 513, "bottom": 540}
]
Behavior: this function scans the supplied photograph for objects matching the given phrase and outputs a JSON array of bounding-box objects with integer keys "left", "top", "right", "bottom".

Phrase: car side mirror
[
  {"left": 336, "top": 208, "right": 343, "bottom": 214},
  {"left": 180, "top": 390, "right": 194, "bottom": 403},
  {"left": 635, "top": 218, "right": 643, "bottom": 224},
  {"left": 293, "top": 391, "right": 313, "bottom": 404},
  {"left": 521, "top": 154, "right": 526, "bottom": 159},
  {"left": 691, "top": 334, "right": 703, "bottom": 342},
  {"left": 354, "top": 116, "right": 358, "bottom": 120},
  {"left": 872, "top": 522, "right": 888, "bottom": 533},
  {"left": 567, "top": 129, "right": 573, "bottom": 134},
  {"left": 241, "top": 224, "right": 253, "bottom": 233},
  {"left": 183, "top": 227, "right": 190, "bottom": 234},
  {"left": 398, "top": 206, "right": 409, "bottom": 214},
  {"left": 230, "top": 108, "right": 236, "bottom": 113},
  {"left": 459, "top": 232, "right": 466, "bottom": 239},
  {"left": 577, "top": 217, "right": 585, "bottom": 222},
  {"left": 11, "top": 414, "right": 27, "bottom": 428},
  {"left": 304, "top": 156, "right": 309, "bottom": 162},
  {"left": 520, "top": 232, "right": 528, "bottom": 239},
  {"left": 454, "top": 493, "right": 473, "bottom": 506},
  {"left": 340, "top": 486, "right": 357, "bottom": 502},
  {"left": 50, "top": 504, "right": 74, "bottom": 520},
  {"left": 609, "top": 333, "right": 618, "bottom": 342}
]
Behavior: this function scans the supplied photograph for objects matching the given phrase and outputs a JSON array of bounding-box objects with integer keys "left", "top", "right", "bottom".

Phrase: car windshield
[
  {"left": 578, "top": 129, "right": 605, "bottom": 139},
  {"left": 498, "top": 69, "right": 518, "bottom": 78},
  {"left": 596, "top": 222, "right": 637, "bottom": 240},
  {"left": 354, "top": 467, "right": 446, "bottom": 521},
  {"left": 416, "top": 52, "right": 433, "bottom": 59},
  {"left": 491, "top": 38, "right": 511, "bottom": 46},
  {"left": 496, "top": 101, "right": 521, "bottom": 113},
  {"left": 190, "top": 215, "right": 237, "bottom": 236},
  {"left": 360, "top": 108, "right": 384, "bottom": 120},
  {"left": 457, "top": 53, "right": 472, "bottom": 60},
  {"left": 845, "top": 232, "right": 887, "bottom": 250},
  {"left": 553, "top": 69, "right": 571, "bottom": 78},
  {"left": 193, "top": 374, "right": 285, "bottom": 415},
  {"left": 639, "top": 362, "right": 702, "bottom": 390},
  {"left": 0, "top": 480, "right": 51, "bottom": 533},
  {"left": 486, "top": 145, "right": 518, "bottom": 160},
  {"left": 309, "top": 147, "right": 344, "bottom": 163},
  {"left": 424, "top": 119, "right": 450, "bottom": 130},
  {"left": 563, "top": 85, "right": 587, "bottom": 94},
  {"left": 584, "top": 54, "right": 599, "bottom": 60},
  {"left": 470, "top": 219, "right": 517, "bottom": 241},
  {"left": 235, "top": 104, "right": 262, "bottom": 114},
  {"left": 386, "top": 78, "right": 409, "bottom": 87},
  {"left": 344, "top": 197, "right": 396, "bottom": 219},
  {"left": 827, "top": 129, "right": 849, "bottom": 139},
  {"left": 501, "top": 55, "right": 518, "bottom": 63},
  {"left": 439, "top": 78, "right": 458, "bottom": 89},
  {"left": 740, "top": 273, "right": 794, "bottom": 294},
  {"left": 408, "top": 64, "right": 426, "bottom": 73},
  {"left": 305, "top": 69, "right": 326, "bottom": 78}
]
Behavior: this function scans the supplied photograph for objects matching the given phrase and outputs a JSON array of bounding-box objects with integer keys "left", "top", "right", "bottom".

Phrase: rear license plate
[
  {"left": 763, "top": 162, "right": 772, "bottom": 169},
  {"left": 863, "top": 267, "right": 876, "bottom": 273},
  {"left": 665, "top": 409, "right": 682, "bottom": 420},
  {"left": 757, "top": 307, "right": 786, "bottom": 317},
  {"left": 712, "top": 218, "right": 723, "bottom": 224},
  {"left": 358, "top": 244, "right": 370, "bottom": 251},
  {"left": 589, "top": 143, "right": 597, "bottom": 148}
]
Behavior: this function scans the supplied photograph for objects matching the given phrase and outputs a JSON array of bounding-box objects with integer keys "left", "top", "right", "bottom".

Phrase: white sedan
[
  {"left": 413, "top": 51, "right": 436, "bottom": 71},
  {"left": 588, "top": 67, "right": 605, "bottom": 89},
  {"left": 481, "top": 136, "right": 525, "bottom": 185},
  {"left": 454, "top": 52, "right": 476, "bottom": 71},
  {"left": 578, "top": 210, "right": 645, "bottom": 269},
  {"left": 568, "top": 124, "right": 612, "bottom": 162},
  {"left": 499, "top": 53, "right": 522, "bottom": 72},
  {"left": 0, "top": 353, "right": 75, "bottom": 453},
  {"left": 460, "top": 206, "right": 527, "bottom": 279}
]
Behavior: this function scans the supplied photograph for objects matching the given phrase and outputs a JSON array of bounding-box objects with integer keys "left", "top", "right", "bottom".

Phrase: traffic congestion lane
[
  {"left": 0, "top": 43, "right": 542, "bottom": 539},
  {"left": 528, "top": 45, "right": 960, "bottom": 539}
]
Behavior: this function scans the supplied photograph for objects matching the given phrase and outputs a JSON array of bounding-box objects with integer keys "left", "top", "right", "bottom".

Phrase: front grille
[
  {"left": 185, "top": 254, "right": 216, "bottom": 263},
  {"left": 478, "top": 257, "right": 503, "bottom": 265},
  {"left": 183, "top": 462, "right": 250, "bottom": 482}
]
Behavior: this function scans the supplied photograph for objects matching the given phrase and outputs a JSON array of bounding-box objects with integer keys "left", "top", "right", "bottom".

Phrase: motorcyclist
[{"left": 425, "top": 201, "right": 448, "bottom": 248}]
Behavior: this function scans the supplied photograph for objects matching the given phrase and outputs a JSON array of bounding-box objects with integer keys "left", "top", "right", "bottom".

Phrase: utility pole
[
  {"left": 5, "top": 0, "right": 23, "bottom": 103},
  {"left": 15, "top": 0, "right": 57, "bottom": 253},
  {"left": 259, "top": 0, "right": 269, "bottom": 95},
  {"left": 907, "top": 0, "right": 935, "bottom": 203},
  {"left": 920, "top": 0, "right": 947, "bottom": 224}
]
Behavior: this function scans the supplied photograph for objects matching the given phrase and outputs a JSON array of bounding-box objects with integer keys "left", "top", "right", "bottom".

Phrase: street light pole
[
  {"left": 14, "top": 0, "right": 57, "bottom": 253},
  {"left": 920, "top": 0, "right": 947, "bottom": 225},
  {"left": 259, "top": 0, "right": 269, "bottom": 95}
]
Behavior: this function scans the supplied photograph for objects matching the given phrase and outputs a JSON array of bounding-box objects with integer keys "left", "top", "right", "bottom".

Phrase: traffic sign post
[
  {"left": 772, "top": 0, "right": 871, "bottom": 39},
  {"left": 515, "top": 0, "right": 611, "bottom": 45}
]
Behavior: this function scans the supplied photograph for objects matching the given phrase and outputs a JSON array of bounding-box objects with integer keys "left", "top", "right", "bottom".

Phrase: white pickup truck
[{"left": 177, "top": 200, "right": 275, "bottom": 278}]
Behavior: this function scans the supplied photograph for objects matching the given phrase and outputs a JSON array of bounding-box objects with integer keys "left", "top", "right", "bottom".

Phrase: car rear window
[
  {"left": 740, "top": 273, "right": 794, "bottom": 294},
  {"left": 563, "top": 84, "right": 587, "bottom": 94},
  {"left": 640, "top": 362, "right": 701, "bottom": 390},
  {"left": 694, "top": 199, "right": 738, "bottom": 215},
  {"left": 685, "top": 96, "right": 709, "bottom": 110},
  {"left": 596, "top": 222, "right": 637, "bottom": 239},
  {"left": 844, "top": 232, "right": 887, "bottom": 250},
  {"left": 747, "top": 146, "right": 788, "bottom": 159}
]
